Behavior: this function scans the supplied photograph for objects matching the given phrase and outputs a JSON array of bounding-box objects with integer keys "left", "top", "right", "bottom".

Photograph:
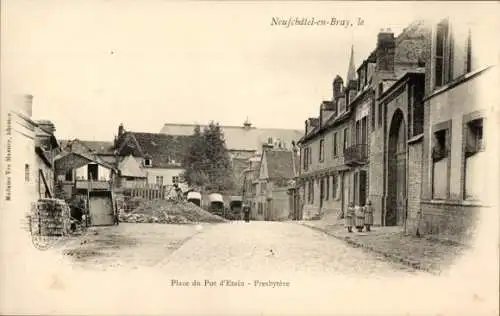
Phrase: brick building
[
  {"left": 419, "top": 18, "right": 498, "bottom": 245},
  {"left": 378, "top": 71, "right": 426, "bottom": 231}
]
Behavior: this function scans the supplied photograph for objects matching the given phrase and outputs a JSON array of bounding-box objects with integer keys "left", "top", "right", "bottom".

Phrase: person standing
[
  {"left": 354, "top": 204, "right": 365, "bottom": 232},
  {"left": 364, "top": 200, "right": 374, "bottom": 232},
  {"left": 243, "top": 203, "right": 250, "bottom": 222},
  {"left": 344, "top": 202, "right": 355, "bottom": 233}
]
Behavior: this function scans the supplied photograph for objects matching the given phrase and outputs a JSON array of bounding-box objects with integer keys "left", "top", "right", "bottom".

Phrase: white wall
[
  {"left": 145, "top": 168, "right": 184, "bottom": 185},
  {"left": 75, "top": 164, "right": 111, "bottom": 181}
]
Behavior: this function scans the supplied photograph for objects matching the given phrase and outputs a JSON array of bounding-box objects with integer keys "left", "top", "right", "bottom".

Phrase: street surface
[
  {"left": 58, "top": 222, "right": 420, "bottom": 277},
  {"left": 2, "top": 221, "right": 497, "bottom": 316}
]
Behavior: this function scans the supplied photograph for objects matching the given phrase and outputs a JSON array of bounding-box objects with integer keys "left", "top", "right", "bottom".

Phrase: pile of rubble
[{"left": 119, "top": 199, "right": 227, "bottom": 224}]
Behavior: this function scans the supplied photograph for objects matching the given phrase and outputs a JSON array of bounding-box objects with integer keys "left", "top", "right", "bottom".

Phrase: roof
[
  {"left": 118, "top": 155, "right": 147, "bottom": 178},
  {"left": 263, "top": 149, "right": 296, "bottom": 180},
  {"left": 60, "top": 139, "right": 115, "bottom": 155},
  {"left": 378, "top": 71, "right": 425, "bottom": 102},
  {"left": 55, "top": 151, "right": 116, "bottom": 171},
  {"left": 116, "top": 132, "right": 194, "bottom": 168},
  {"left": 159, "top": 123, "right": 303, "bottom": 152}
]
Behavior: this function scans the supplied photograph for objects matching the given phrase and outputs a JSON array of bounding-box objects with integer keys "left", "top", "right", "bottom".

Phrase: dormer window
[{"left": 144, "top": 158, "right": 152, "bottom": 167}]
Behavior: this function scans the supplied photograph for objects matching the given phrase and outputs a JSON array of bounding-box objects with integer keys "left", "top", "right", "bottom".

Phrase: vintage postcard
[{"left": 1, "top": 1, "right": 499, "bottom": 315}]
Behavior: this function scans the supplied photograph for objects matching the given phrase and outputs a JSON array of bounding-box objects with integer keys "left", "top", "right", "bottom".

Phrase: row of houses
[{"left": 295, "top": 18, "right": 497, "bottom": 245}]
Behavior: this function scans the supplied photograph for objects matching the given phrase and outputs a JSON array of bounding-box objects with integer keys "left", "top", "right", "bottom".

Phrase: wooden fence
[{"left": 123, "top": 184, "right": 178, "bottom": 201}]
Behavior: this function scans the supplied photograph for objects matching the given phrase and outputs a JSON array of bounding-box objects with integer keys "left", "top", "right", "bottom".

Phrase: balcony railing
[
  {"left": 344, "top": 144, "right": 368, "bottom": 166},
  {"left": 75, "top": 180, "right": 112, "bottom": 190}
]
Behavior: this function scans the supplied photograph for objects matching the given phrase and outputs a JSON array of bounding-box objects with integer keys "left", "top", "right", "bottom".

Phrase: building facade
[
  {"left": 255, "top": 147, "right": 298, "bottom": 221},
  {"left": 419, "top": 18, "right": 498, "bottom": 245},
  {"left": 297, "top": 21, "right": 430, "bottom": 224},
  {"left": 378, "top": 72, "right": 426, "bottom": 231}
]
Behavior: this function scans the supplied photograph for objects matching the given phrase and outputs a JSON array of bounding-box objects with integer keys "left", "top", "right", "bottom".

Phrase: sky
[{"left": 2, "top": 1, "right": 498, "bottom": 141}]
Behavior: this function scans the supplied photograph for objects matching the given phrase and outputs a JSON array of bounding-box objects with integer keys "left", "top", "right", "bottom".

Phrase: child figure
[
  {"left": 354, "top": 204, "right": 365, "bottom": 232},
  {"left": 344, "top": 202, "right": 355, "bottom": 233},
  {"left": 364, "top": 200, "right": 374, "bottom": 232}
]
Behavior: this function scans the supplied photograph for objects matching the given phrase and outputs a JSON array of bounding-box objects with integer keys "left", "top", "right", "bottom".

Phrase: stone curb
[{"left": 298, "top": 222, "right": 440, "bottom": 276}]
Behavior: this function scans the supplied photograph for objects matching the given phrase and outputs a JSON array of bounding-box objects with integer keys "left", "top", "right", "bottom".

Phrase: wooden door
[{"left": 89, "top": 195, "right": 115, "bottom": 226}]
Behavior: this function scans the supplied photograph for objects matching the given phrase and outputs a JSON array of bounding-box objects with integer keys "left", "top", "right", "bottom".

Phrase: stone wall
[{"left": 407, "top": 140, "right": 423, "bottom": 234}]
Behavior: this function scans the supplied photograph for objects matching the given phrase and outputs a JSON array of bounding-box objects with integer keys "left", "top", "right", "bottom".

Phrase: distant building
[
  {"left": 159, "top": 119, "right": 303, "bottom": 192},
  {"left": 113, "top": 124, "right": 193, "bottom": 188},
  {"left": 254, "top": 146, "right": 299, "bottom": 221}
]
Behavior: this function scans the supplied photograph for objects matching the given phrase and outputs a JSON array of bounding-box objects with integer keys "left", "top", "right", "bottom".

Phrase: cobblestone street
[
  {"left": 2, "top": 221, "right": 497, "bottom": 315},
  {"left": 55, "top": 222, "right": 421, "bottom": 277}
]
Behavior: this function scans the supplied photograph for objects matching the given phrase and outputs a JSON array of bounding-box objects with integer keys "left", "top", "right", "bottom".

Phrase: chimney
[
  {"left": 376, "top": 29, "right": 396, "bottom": 72},
  {"left": 118, "top": 123, "right": 125, "bottom": 137},
  {"left": 14, "top": 94, "right": 33, "bottom": 117},
  {"left": 320, "top": 101, "right": 336, "bottom": 126},
  {"left": 332, "top": 75, "right": 343, "bottom": 99}
]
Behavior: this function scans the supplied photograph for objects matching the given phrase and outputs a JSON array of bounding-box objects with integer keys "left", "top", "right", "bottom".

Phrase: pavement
[
  {"left": 296, "top": 220, "right": 470, "bottom": 275},
  {"left": 1, "top": 221, "right": 497, "bottom": 315}
]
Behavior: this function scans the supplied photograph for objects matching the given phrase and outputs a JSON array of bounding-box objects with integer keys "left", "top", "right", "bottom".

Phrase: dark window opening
[
  {"left": 432, "top": 129, "right": 448, "bottom": 162},
  {"left": 325, "top": 176, "right": 330, "bottom": 200},
  {"left": 465, "top": 119, "right": 484, "bottom": 157},
  {"left": 466, "top": 29, "right": 472, "bottom": 73},
  {"left": 87, "top": 164, "right": 98, "bottom": 181},
  {"left": 25, "top": 164, "right": 30, "bottom": 182},
  {"left": 144, "top": 158, "right": 152, "bottom": 166},
  {"left": 333, "top": 133, "right": 338, "bottom": 157},
  {"left": 65, "top": 170, "right": 73, "bottom": 182},
  {"left": 435, "top": 20, "right": 449, "bottom": 88},
  {"left": 319, "top": 139, "right": 325, "bottom": 162}
]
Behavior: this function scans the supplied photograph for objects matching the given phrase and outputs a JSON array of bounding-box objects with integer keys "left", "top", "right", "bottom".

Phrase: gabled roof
[
  {"left": 55, "top": 151, "right": 116, "bottom": 171},
  {"left": 116, "top": 131, "right": 194, "bottom": 168},
  {"left": 262, "top": 149, "right": 296, "bottom": 180}
]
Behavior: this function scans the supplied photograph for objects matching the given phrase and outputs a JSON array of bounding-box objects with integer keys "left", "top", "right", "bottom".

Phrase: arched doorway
[{"left": 386, "top": 109, "right": 407, "bottom": 226}]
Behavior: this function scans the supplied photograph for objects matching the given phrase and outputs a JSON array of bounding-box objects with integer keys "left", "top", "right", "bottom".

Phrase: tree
[{"left": 182, "top": 122, "right": 234, "bottom": 192}]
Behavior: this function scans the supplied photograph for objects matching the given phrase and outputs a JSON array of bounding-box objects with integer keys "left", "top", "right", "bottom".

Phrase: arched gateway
[{"left": 386, "top": 109, "right": 407, "bottom": 226}]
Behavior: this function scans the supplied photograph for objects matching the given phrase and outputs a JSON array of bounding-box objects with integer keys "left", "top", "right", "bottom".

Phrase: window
[
  {"left": 343, "top": 127, "right": 349, "bottom": 151},
  {"left": 65, "top": 170, "right": 73, "bottom": 182},
  {"left": 258, "top": 202, "right": 263, "bottom": 215},
  {"left": 378, "top": 101, "right": 384, "bottom": 128},
  {"left": 25, "top": 164, "right": 30, "bottom": 182},
  {"left": 465, "top": 118, "right": 484, "bottom": 157},
  {"left": 333, "top": 133, "right": 338, "bottom": 157},
  {"left": 435, "top": 19, "right": 449, "bottom": 88},
  {"left": 431, "top": 124, "right": 451, "bottom": 199},
  {"left": 466, "top": 29, "right": 472, "bottom": 73},
  {"left": 325, "top": 176, "right": 330, "bottom": 200},
  {"left": 144, "top": 158, "right": 152, "bottom": 167},
  {"left": 319, "top": 139, "right": 325, "bottom": 162},
  {"left": 156, "top": 176, "right": 164, "bottom": 185},
  {"left": 87, "top": 164, "right": 98, "bottom": 181},
  {"left": 172, "top": 176, "right": 180, "bottom": 184},
  {"left": 332, "top": 174, "right": 338, "bottom": 199},
  {"left": 432, "top": 129, "right": 449, "bottom": 162},
  {"left": 371, "top": 99, "right": 376, "bottom": 130},
  {"left": 464, "top": 116, "right": 485, "bottom": 201}
]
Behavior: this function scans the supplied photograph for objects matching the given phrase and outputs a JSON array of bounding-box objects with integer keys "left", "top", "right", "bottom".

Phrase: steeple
[{"left": 347, "top": 45, "right": 356, "bottom": 83}]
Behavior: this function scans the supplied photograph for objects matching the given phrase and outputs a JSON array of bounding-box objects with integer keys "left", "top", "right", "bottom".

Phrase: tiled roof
[
  {"left": 116, "top": 132, "right": 194, "bottom": 169},
  {"left": 264, "top": 149, "right": 296, "bottom": 180},
  {"left": 60, "top": 139, "right": 114, "bottom": 155},
  {"left": 160, "top": 123, "right": 303, "bottom": 152}
]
